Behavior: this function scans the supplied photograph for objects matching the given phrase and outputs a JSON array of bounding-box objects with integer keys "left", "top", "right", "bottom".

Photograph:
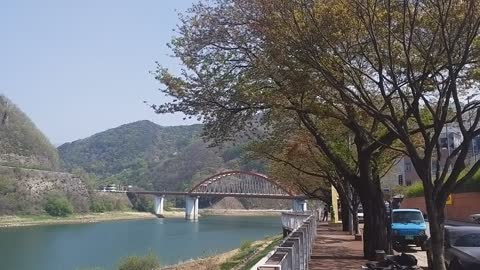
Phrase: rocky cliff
[{"left": 0, "top": 166, "right": 90, "bottom": 215}]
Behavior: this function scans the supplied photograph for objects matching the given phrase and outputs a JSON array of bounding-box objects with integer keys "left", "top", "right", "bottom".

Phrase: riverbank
[
  {"left": 161, "top": 234, "right": 282, "bottom": 270},
  {"left": 0, "top": 211, "right": 156, "bottom": 228}
]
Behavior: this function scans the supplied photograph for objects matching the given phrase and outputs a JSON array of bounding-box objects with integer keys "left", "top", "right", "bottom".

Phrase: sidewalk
[{"left": 308, "top": 223, "right": 367, "bottom": 270}]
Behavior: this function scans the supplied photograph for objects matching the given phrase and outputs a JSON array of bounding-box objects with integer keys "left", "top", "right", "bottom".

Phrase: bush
[
  {"left": 118, "top": 253, "right": 160, "bottom": 270},
  {"left": 240, "top": 240, "right": 253, "bottom": 251},
  {"left": 44, "top": 195, "right": 74, "bottom": 217},
  {"left": 404, "top": 182, "right": 424, "bottom": 198},
  {"left": 460, "top": 169, "right": 480, "bottom": 192},
  {"left": 90, "top": 194, "right": 130, "bottom": 213}
]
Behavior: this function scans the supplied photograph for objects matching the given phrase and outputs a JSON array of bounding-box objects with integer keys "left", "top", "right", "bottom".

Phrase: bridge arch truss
[{"left": 189, "top": 171, "right": 298, "bottom": 199}]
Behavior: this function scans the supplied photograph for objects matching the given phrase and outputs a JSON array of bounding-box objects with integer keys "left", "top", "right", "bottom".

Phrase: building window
[
  {"left": 398, "top": 175, "right": 403, "bottom": 186},
  {"left": 405, "top": 162, "right": 412, "bottom": 172},
  {"left": 406, "top": 180, "right": 412, "bottom": 186}
]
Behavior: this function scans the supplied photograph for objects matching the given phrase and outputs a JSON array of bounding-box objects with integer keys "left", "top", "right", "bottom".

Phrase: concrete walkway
[{"left": 308, "top": 223, "right": 368, "bottom": 270}]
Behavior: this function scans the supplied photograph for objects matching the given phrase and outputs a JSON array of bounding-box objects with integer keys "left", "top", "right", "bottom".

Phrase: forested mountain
[
  {"left": 0, "top": 95, "right": 59, "bottom": 170},
  {"left": 58, "top": 120, "right": 264, "bottom": 191}
]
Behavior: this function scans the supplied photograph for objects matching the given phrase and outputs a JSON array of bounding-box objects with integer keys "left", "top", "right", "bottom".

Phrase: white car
[{"left": 470, "top": 214, "right": 480, "bottom": 224}]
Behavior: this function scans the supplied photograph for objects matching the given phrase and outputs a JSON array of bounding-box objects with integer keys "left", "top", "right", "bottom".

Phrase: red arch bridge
[{"left": 123, "top": 171, "right": 309, "bottom": 220}]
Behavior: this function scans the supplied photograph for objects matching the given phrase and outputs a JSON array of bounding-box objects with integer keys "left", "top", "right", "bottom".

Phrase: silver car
[{"left": 427, "top": 226, "right": 480, "bottom": 269}]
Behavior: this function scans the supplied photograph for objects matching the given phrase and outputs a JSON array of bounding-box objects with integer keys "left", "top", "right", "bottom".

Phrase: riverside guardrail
[{"left": 257, "top": 211, "right": 318, "bottom": 270}]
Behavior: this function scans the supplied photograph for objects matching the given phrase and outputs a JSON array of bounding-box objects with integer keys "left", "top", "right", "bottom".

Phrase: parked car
[
  {"left": 426, "top": 226, "right": 480, "bottom": 270},
  {"left": 469, "top": 214, "right": 480, "bottom": 224},
  {"left": 356, "top": 203, "right": 389, "bottom": 224},
  {"left": 357, "top": 207, "right": 364, "bottom": 223},
  {"left": 391, "top": 209, "right": 428, "bottom": 250}
]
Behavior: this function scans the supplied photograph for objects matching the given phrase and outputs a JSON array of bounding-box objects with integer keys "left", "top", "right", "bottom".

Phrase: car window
[
  {"left": 454, "top": 233, "right": 480, "bottom": 247},
  {"left": 392, "top": 211, "right": 424, "bottom": 223}
]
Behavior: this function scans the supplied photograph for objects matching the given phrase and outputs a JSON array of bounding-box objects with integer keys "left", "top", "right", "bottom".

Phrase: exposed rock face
[{"left": 0, "top": 166, "right": 90, "bottom": 215}]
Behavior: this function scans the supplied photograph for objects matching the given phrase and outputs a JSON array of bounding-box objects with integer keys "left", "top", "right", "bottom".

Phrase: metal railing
[
  {"left": 281, "top": 211, "right": 313, "bottom": 231},
  {"left": 257, "top": 211, "right": 318, "bottom": 270}
]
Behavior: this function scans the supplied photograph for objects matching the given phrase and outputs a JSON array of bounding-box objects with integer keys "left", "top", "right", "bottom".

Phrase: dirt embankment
[{"left": 0, "top": 211, "right": 156, "bottom": 228}]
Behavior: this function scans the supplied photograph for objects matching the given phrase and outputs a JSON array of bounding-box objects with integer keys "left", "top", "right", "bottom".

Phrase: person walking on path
[{"left": 322, "top": 207, "right": 329, "bottom": 222}]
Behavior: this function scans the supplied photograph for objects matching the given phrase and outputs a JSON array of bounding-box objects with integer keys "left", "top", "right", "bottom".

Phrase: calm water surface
[{"left": 0, "top": 216, "right": 280, "bottom": 270}]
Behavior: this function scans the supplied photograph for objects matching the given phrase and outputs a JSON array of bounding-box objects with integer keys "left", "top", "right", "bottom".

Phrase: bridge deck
[{"left": 124, "top": 191, "right": 306, "bottom": 199}]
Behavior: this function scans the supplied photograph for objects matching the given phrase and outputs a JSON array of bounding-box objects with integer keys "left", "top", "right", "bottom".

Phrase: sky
[{"left": 0, "top": 0, "right": 199, "bottom": 145}]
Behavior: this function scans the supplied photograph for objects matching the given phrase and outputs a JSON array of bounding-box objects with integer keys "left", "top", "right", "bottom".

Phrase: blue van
[{"left": 391, "top": 209, "right": 428, "bottom": 250}]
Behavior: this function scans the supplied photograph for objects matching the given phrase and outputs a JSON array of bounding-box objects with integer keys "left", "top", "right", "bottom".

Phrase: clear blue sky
[{"left": 0, "top": 0, "right": 198, "bottom": 144}]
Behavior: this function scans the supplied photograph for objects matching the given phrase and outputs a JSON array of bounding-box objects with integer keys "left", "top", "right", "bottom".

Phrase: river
[{"left": 0, "top": 215, "right": 281, "bottom": 270}]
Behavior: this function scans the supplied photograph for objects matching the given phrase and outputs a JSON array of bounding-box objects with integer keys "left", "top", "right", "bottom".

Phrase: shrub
[
  {"left": 118, "top": 253, "right": 160, "bottom": 270},
  {"left": 240, "top": 240, "right": 253, "bottom": 251},
  {"left": 44, "top": 195, "right": 74, "bottom": 217},
  {"left": 90, "top": 194, "right": 130, "bottom": 213},
  {"left": 404, "top": 182, "right": 424, "bottom": 198},
  {"left": 461, "top": 169, "right": 480, "bottom": 192}
]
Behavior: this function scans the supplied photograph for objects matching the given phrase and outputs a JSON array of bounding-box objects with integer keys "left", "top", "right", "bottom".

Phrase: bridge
[{"left": 124, "top": 171, "right": 308, "bottom": 220}]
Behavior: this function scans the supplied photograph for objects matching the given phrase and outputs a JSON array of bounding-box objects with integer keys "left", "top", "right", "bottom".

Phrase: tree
[
  {"left": 247, "top": 1, "right": 479, "bottom": 269},
  {"left": 248, "top": 123, "right": 362, "bottom": 233},
  {"left": 152, "top": 0, "right": 405, "bottom": 258}
]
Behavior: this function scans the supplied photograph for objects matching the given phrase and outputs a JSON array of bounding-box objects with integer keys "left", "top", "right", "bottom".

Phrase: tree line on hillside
[
  {"left": 59, "top": 120, "right": 266, "bottom": 193},
  {"left": 152, "top": 1, "right": 480, "bottom": 269}
]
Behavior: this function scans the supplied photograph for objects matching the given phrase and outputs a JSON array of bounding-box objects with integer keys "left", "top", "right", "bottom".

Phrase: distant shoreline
[{"left": 0, "top": 211, "right": 156, "bottom": 228}]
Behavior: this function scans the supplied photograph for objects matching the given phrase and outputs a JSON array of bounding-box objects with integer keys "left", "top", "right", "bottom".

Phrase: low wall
[{"left": 401, "top": 192, "right": 480, "bottom": 222}]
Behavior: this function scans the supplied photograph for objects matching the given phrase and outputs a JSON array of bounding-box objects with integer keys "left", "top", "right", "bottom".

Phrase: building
[{"left": 381, "top": 127, "right": 479, "bottom": 190}]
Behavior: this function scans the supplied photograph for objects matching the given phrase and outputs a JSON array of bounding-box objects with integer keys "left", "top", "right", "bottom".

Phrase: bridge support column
[
  {"left": 185, "top": 196, "right": 199, "bottom": 221},
  {"left": 154, "top": 195, "right": 165, "bottom": 217},
  {"left": 292, "top": 199, "right": 307, "bottom": 212}
]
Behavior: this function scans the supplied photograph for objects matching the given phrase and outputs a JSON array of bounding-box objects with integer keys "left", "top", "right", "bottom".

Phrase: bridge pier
[
  {"left": 185, "top": 196, "right": 199, "bottom": 221},
  {"left": 292, "top": 199, "right": 307, "bottom": 212},
  {"left": 154, "top": 195, "right": 165, "bottom": 217}
]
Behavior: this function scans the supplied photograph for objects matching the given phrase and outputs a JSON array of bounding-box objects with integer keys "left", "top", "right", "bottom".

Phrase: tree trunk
[
  {"left": 352, "top": 205, "right": 359, "bottom": 235},
  {"left": 425, "top": 194, "right": 447, "bottom": 270},
  {"left": 341, "top": 197, "right": 350, "bottom": 232},
  {"left": 359, "top": 183, "right": 388, "bottom": 259}
]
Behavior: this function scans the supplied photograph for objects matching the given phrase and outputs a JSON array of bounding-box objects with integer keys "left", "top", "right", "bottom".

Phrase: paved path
[
  {"left": 309, "top": 223, "right": 430, "bottom": 270},
  {"left": 308, "top": 223, "right": 367, "bottom": 270}
]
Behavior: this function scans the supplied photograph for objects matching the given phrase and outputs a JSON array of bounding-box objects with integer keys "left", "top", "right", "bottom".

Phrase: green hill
[
  {"left": 58, "top": 120, "right": 263, "bottom": 191},
  {"left": 0, "top": 95, "right": 89, "bottom": 215},
  {"left": 0, "top": 95, "right": 59, "bottom": 170}
]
